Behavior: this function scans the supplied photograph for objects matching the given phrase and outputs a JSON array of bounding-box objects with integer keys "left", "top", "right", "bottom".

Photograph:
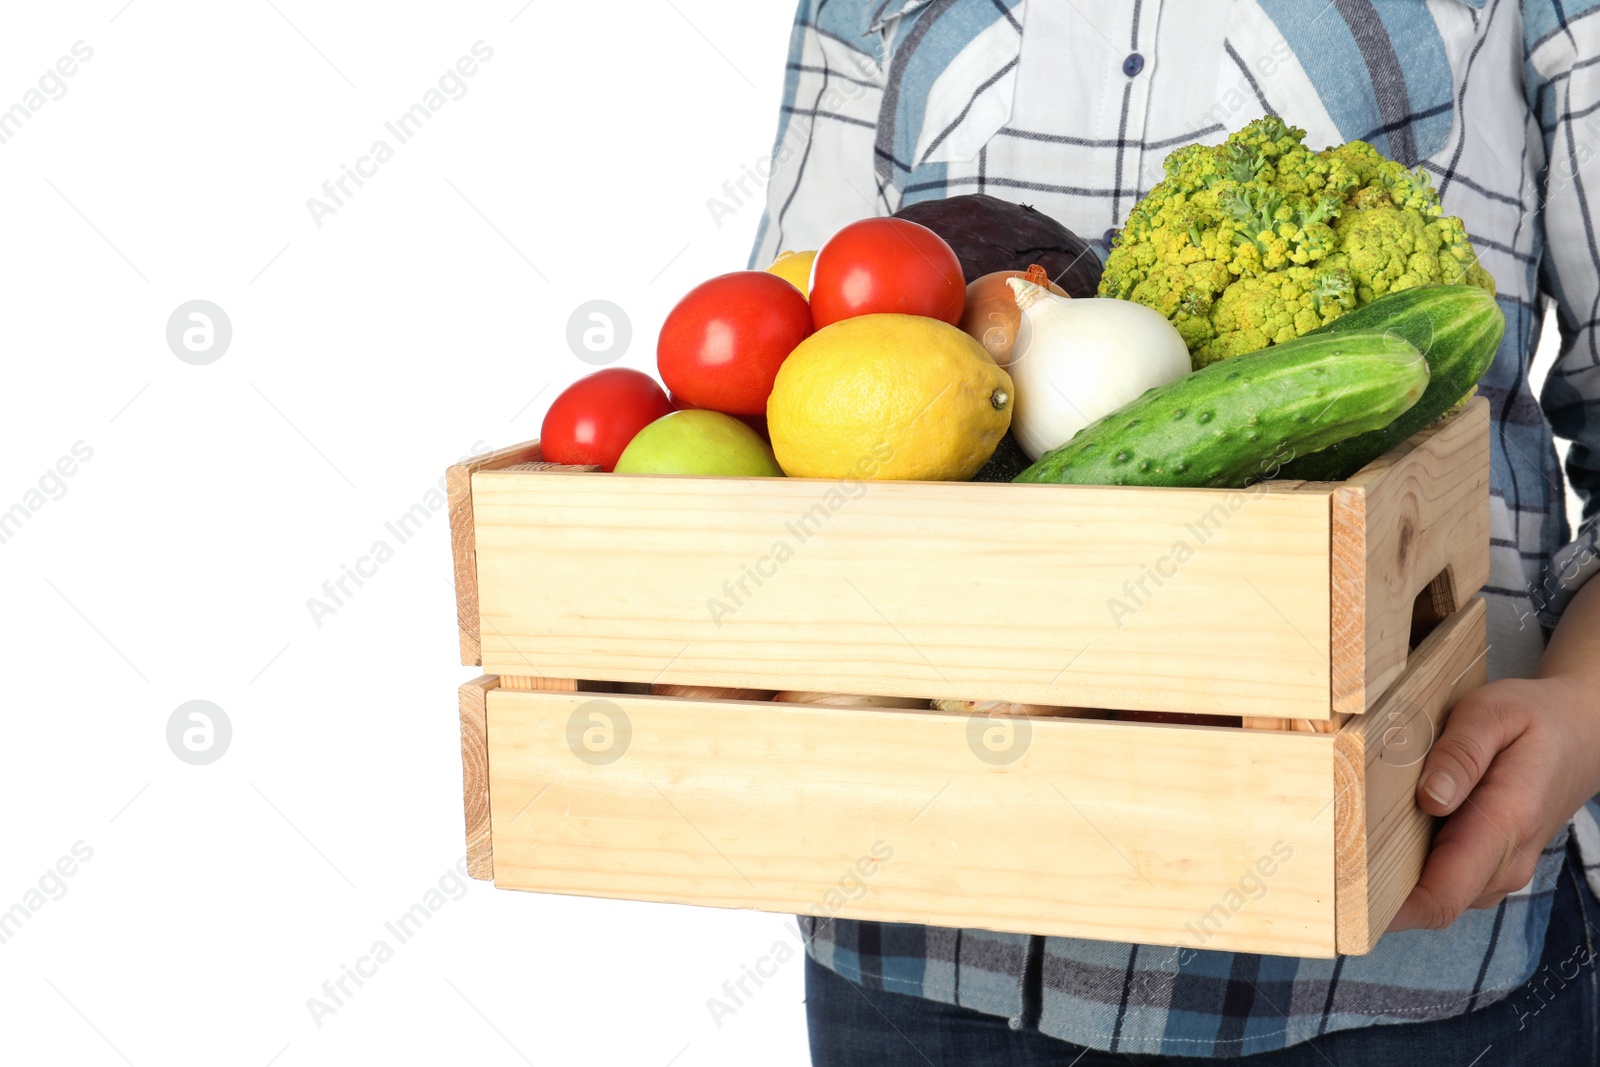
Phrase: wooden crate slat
[
  {"left": 472, "top": 473, "right": 1334, "bottom": 719},
  {"left": 487, "top": 691, "right": 1340, "bottom": 957},
  {"left": 1333, "top": 597, "right": 1487, "bottom": 953}
]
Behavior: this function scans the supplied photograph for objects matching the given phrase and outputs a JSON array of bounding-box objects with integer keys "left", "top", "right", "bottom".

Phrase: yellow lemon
[
  {"left": 767, "top": 314, "right": 1013, "bottom": 480},
  {"left": 766, "top": 250, "right": 817, "bottom": 299}
]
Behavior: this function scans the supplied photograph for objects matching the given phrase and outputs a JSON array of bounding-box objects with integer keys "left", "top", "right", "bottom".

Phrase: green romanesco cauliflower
[{"left": 1099, "top": 117, "right": 1495, "bottom": 367}]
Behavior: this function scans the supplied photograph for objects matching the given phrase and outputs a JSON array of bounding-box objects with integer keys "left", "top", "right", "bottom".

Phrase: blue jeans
[{"left": 806, "top": 847, "right": 1599, "bottom": 1064}]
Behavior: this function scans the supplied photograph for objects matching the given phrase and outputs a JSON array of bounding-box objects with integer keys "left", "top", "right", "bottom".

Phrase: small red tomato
[
  {"left": 540, "top": 368, "right": 673, "bottom": 472},
  {"left": 669, "top": 392, "right": 768, "bottom": 441},
  {"left": 657, "top": 271, "right": 813, "bottom": 415},
  {"left": 809, "top": 217, "right": 965, "bottom": 328}
]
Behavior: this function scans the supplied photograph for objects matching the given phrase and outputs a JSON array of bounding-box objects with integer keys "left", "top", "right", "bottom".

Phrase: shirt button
[
  {"left": 1123, "top": 52, "right": 1145, "bottom": 77},
  {"left": 1009, "top": 1014, "right": 1024, "bottom": 1030},
  {"left": 1103, "top": 228, "right": 1118, "bottom": 248}
]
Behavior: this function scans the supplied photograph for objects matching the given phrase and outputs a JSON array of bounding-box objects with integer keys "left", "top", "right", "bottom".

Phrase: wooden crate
[
  {"left": 450, "top": 400, "right": 1488, "bottom": 721},
  {"left": 448, "top": 400, "right": 1492, "bottom": 956},
  {"left": 459, "top": 599, "right": 1485, "bottom": 957}
]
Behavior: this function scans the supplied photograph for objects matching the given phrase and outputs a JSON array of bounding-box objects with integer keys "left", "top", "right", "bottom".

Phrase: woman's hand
[{"left": 1389, "top": 579, "right": 1600, "bottom": 933}]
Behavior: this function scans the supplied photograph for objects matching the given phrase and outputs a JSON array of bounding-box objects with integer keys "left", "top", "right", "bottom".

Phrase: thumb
[{"left": 1415, "top": 685, "right": 1524, "bottom": 818}]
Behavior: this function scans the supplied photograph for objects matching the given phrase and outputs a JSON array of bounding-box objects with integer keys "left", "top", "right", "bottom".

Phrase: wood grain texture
[
  {"left": 1333, "top": 598, "right": 1487, "bottom": 953},
  {"left": 486, "top": 690, "right": 1339, "bottom": 956},
  {"left": 1329, "top": 484, "right": 1368, "bottom": 718},
  {"left": 460, "top": 675, "right": 500, "bottom": 881},
  {"left": 1329, "top": 399, "right": 1490, "bottom": 715},
  {"left": 447, "top": 440, "right": 598, "bottom": 666},
  {"left": 472, "top": 472, "right": 1334, "bottom": 719},
  {"left": 1242, "top": 715, "right": 1350, "bottom": 733},
  {"left": 499, "top": 675, "right": 580, "bottom": 692},
  {"left": 448, "top": 441, "right": 542, "bottom": 666}
]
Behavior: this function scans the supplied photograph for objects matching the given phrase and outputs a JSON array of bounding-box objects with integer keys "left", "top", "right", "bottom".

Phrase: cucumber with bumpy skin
[
  {"left": 1276, "top": 285, "right": 1504, "bottom": 481},
  {"left": 1013, "top": 331, "right": 1429, "bottom": 488}
]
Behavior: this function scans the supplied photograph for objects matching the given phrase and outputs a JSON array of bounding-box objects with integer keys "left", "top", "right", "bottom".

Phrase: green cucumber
[
  {"left": 1277, "top": 285, "right": 1503, "bottom": 481},
  {"left": 1013, "top": 330, "right": 1429, "bottom": 488}
]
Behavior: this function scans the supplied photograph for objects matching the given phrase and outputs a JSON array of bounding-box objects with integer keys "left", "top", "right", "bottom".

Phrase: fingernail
[{"left": 1423, "top": 770, "right": 1457, "bottom": 808}]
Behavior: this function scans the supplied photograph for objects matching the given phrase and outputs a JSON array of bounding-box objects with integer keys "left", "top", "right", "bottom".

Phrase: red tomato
[
  {"left": 657, "top": 271, "right": 813, "bottom": 415},
  {"left": 540, "top": 368, "right": 673, "bottom": 472},
  {"left": 809, "top": 218, "right": 965, "bottom": 328},
  {"left": 669, "top": 392, "right": 768, "bottom": 441}
]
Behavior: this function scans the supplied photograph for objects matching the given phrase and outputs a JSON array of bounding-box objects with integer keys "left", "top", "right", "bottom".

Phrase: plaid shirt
[{"left": 750, "top": 0, "right": 1600, "bottom": 1056}]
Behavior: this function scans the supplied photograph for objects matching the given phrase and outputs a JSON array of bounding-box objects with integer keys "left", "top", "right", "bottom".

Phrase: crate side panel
[
  {"left": 1334, "top": 598, "right": 1487, "bottom": 954},
  {"left": 1333, "top": 398, "right": 1491, "bottom": 714},
  {"left": 473, "top": 474, "right": 1333, "bottom": 719},
  {"left": 487, "top": 692, "right": 1339, "bottom": 957}
]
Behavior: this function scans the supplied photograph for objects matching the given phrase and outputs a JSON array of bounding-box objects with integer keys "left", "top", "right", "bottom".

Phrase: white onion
[{"left": 1007, "top": 279, "right": 1192, "bottom": 460}]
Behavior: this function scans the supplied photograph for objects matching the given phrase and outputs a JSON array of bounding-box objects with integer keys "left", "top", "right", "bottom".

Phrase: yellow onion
[
  {"left": 960, "top": 264, "right": 1068, "bottom": 367},
  {"left": 773, "top": 691, "right": 928, "bottom": 709},
  {"left": 933, "top": 698, "right": 1095, "bottom": 717},
  {"left": 650, "top": 683, "right": 776, "bottom": 701}
]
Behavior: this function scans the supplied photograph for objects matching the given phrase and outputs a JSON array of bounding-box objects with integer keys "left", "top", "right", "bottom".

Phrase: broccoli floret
[
  {"left": 1311, "top": 268, "right": 1355, "bottom": 313},
  {"left": 1216, "top": 139, "right": 1269, "bottom": 186},
  {"left": 1098, "top": 116, "right": 1497, "bottom": 367}
]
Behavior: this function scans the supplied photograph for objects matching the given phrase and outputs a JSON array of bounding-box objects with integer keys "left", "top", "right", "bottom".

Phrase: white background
[
  {"left": 0, "top": 3, "right": 812, "bottom": 1065},
  {"left": 0, "top": 4, "right": 1577, "bottom": 1067}
]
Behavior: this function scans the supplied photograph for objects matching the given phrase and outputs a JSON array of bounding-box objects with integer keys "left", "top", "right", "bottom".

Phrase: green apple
[{"left": 613, "top": 409, "right": 784, "bottom": 477}]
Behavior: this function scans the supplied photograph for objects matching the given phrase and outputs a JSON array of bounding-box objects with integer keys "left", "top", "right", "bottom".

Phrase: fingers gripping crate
[{"left": 449, "top": 400, "right": 1491, "bottom": 957}]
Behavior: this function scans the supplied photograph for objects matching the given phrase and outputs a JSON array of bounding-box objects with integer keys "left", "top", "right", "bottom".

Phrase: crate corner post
[
  {"left": 460, "top": 675, "right": 500, "bottom": 882},
  {"left": 446, "top": 439, "right": 548, "bottom": 668},
  {"left": 1332, "top": 598, "right": 1488, "bottom": 955},
  {"left": 1335, "top": 398, "right": 1491, "bottom": 717}
]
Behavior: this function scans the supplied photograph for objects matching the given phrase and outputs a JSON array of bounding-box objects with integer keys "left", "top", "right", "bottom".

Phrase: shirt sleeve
[
  {"left": 1526, "top": 7, "right": 1600, "bottom": 626},
  {"left": 747, "top": 1, "right": 889, "bottom": 269}
]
